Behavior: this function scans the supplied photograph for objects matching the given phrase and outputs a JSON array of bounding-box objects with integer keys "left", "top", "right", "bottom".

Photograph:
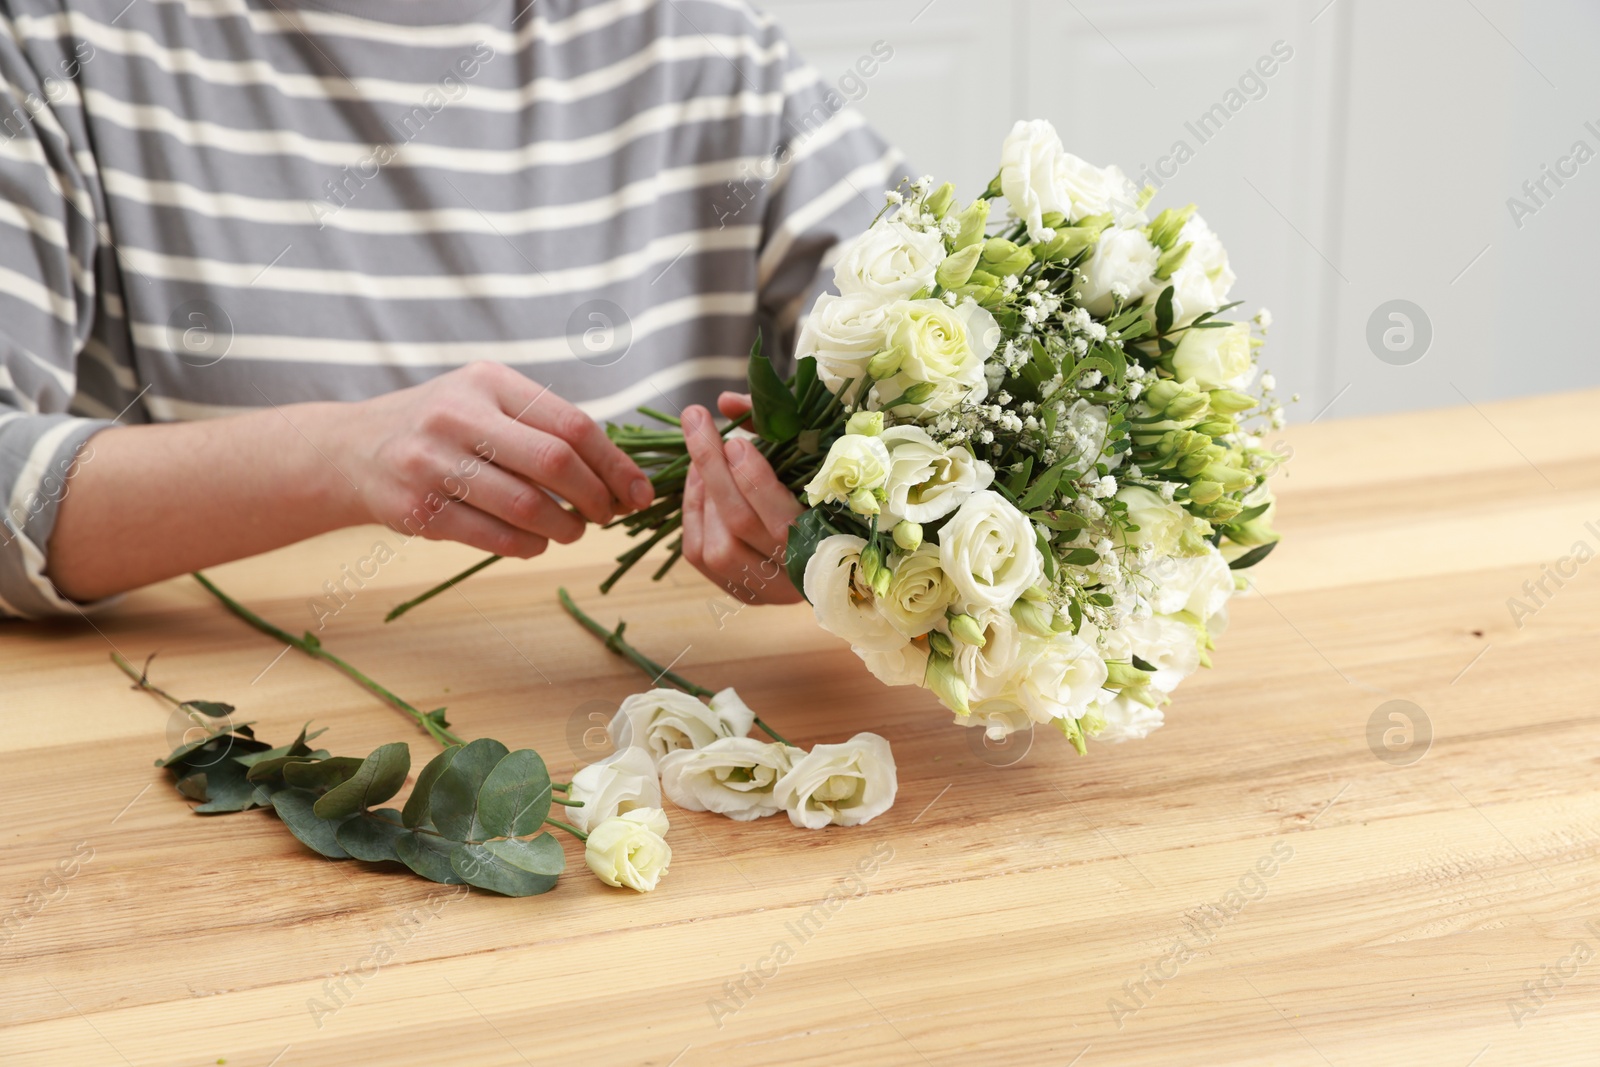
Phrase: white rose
[
  {"left": 938, "top": 490, "right": 1044, "bottom": 611},
  {"left": 584, "top": 807, "right": 671, "bottom": 892},
  {"left": 832, "top": 219, "right": 944, "bottom": 301},
  {"left": 658, "top": 737, "right": 800, "bottom": 822},
  {"left": 999, "top": 119, "right": 1141, "bottom": 239},
  {"left": 955, "top": 695, "right": 1033, "bottom": 739},
  {"left": 1058, "top": 158, "right": 1141, "bottom": 223},
  {"left": 879, "top": 425, "right": 996, "bottom": 525},
  {"left": 1166, "top": 213, "right": 1235, "bottom": 327},
  {"left": 871, "top": 298, "right": 997, "bottom": 417},
  {"left": 1172, "top": 321, "right": 1255, "bottom": 391},
  {"left": 1014, "top": 633, "right": 1109, "bottom": 723},
  {"left": 1092, "top": 693, "right": 1165, "bottom": 743},
  {"left": 951, "top": 604, "right": 1022, "bottom": 701},
  {"left": 1145, "top": 548, "right": 1233, "bottom": 621},
  {"left": 773, "top": 732, "right": 898, "bottom": 829},
  {"left": 797, "top": 293, "right": 890, "bottom": 398},
  {"left": 1077, "top": 226, "right": 1160, "bottom": 317},
  {"left": 802, "top": 534, "right": 904, "bottom": 652},
  {"left": 999, "top": 118, "right": 1074, "bottom": 241},
  {"left": 1116, "top": 485, "right": 1185, "bottom": 555},
  {"left": 877, "top": 544, "right": 955, "bottom": 639},
  {"left": 803, "top": 433, "right": 891, "bottom": 509},
  {"left": 854, "top": 641, "right": 929, "bottom": 687},
  {"left": 563, "top": 745, "right": 661, "bottom": 834},
  {"left": 608, "top": 687, "right": 755, "bottom": 763},
  {"left": 1126, "top": 613, "right": 1202, "bottom": 692}
]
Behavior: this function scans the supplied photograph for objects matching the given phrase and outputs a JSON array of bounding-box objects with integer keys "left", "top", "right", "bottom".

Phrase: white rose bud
[
  {"left": 853, "top": 641, "right": 929, "bottom": 687},
  {"left": 1115, "top": 485, "right": 1186, "bottom": 556},
  {"left": 802, "top": 534, "right": 905, "bottom": 652},
  {"left": 804, "top": 434, "right": 891, "bottom": 509},
  {"left": 1173, "top": 321, "right": 1255, "bottom": 391},
  {"left": 584, "top": 807, "right": 672, "bottom": 892},
  {"left": 937, "top": 490, "right": 1044, "bottom": 612},
  {"left": 659, "top": 737, "right": 801, "bottom": 821},
  {"left": 773, "top": 732, "right": 898, "bottom": 830},
  {"left": 878, "top": 544, "right": 955, "bottom": 639},
  {"left": 832, "top": 219, "right": 945, "bottom": 301},
  {"left": 878, "top": 425, "right": 995, "bottom": 525},
  {"left": 608, "top": 687, "right": 755, "bottom": 764},
  {"left": 1076, "top": 226, "right": 1160, "bottom": 317},
  {"left": 563, "top": 745, "right": 661, "bottom": 834},
  {"left": 797, "top": 293, "right": 890, "bottom": 401}
]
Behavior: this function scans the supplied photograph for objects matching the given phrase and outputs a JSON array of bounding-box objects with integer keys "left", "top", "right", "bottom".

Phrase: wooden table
[{"left": 3, "top": 389, "right": 1598, "bottom": 1066}]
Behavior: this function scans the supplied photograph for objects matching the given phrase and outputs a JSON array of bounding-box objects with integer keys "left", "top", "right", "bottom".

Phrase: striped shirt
[{"left": 0, "top": 0, "right": 906, "bottom": 618}]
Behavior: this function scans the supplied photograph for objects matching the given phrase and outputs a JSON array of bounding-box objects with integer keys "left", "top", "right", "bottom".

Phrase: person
[{"left": 0, "top": 0, "right": 906, "bottom": 618}]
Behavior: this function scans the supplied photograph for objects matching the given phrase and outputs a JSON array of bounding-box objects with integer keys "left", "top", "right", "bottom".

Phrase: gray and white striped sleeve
[
  {"left": 0, "top": 13, "right": 113, "bottom": 619},
  {"left": 742, "top": 15, "right": 909, "bottom": 366}
]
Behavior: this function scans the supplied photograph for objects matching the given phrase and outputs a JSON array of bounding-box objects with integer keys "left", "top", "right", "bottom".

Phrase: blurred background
[{"left": 760, "top": 0, "right": 1600, "bottom": 419}]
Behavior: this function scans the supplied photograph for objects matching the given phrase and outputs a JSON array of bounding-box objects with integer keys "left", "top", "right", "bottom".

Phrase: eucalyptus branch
[
  {"left": 191, "top": 572, "right": 462, "bottom": 747},
  {"left": 556, "top": 586, "right": 794, "bottom": 747}
]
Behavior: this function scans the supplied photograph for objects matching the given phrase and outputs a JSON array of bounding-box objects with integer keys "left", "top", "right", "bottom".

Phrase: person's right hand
[{"left": 322, "top": 361, "right": 654, "bottom": 558}]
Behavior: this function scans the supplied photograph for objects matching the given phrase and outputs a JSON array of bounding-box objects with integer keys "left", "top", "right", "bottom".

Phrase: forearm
[{"left": 47, "top": 403, "right": 359, "bottom": 602}]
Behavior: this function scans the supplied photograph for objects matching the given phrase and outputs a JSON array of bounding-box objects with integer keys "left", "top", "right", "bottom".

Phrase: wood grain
[{"left": 3, "top": 389, "right": 1599, "bottom": 1066}]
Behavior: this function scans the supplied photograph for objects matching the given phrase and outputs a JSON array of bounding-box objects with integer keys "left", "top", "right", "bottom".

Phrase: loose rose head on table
[{"left": 397, "top": 117, "right": 1287, "bottom": 756}]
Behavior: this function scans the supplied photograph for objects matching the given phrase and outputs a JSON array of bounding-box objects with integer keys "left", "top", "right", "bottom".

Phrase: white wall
[{"left": 760, "top": 0, "right": 1600, "bottom": 419}]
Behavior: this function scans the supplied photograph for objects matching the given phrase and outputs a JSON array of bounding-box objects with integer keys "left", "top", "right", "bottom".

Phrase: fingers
[
  {"left": 717, "top": 391, "right": 753, "bottom": 420},
  {"left": 488, "top": 367, "right": 653, "bottom": 514},
  {"left": 681, "top": 406, "right": 781, "bottom": 557},
  {"left": 681, "top": 465, "right": 705, "bottom": 569},
  {"left": 457, "top": 463, "right": 586, "bottom": 545},
  {"left": 411, "top": 499, "right": 550, "bottom": 559},
  {"left": 699, "top": 513, "right": 774, "bottom": 603},
  {"left": 724, "top": 436, "right": 803, "bottom": 541}
]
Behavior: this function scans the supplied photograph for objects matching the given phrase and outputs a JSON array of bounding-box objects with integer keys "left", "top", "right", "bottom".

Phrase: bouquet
[{"left": 398, "top": 118, "right": 1287, "bottom": 755}]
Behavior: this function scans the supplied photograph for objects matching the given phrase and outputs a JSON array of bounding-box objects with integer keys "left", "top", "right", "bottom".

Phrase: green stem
[
  {"left": 384, "top": 554, "right": 503, "bottom": 623},
  {"left": 544, "top": 816, "right": 588, "bottom": 841},
  {"left": 192, "top": 572, "right": 462, "bottom": 748},
  {"left": 556, "top": 587, "right": 794, "bottom": 747}
]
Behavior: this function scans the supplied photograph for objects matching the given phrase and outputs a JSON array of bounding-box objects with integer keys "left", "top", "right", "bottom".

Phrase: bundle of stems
[{"left": 386, "top": 345, "right": 850, "bottom": 622}]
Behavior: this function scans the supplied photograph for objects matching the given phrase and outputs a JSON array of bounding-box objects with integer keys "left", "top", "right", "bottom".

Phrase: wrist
[{"left": 273, "top": 400, "right": 370, "bottom": 530}]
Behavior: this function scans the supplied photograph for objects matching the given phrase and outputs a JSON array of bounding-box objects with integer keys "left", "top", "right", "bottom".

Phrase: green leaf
[
  {"left": 270, "top": 788, "right": 353, "bottom": 859},
  {"left": 180, "top": 700, "right": 235, "bottom": 718},
  {"left": 194, "top": 758, "right": 266, "bottom": 814},
  {"left": 784, "top": 508, "right": 840, "bottom": 601},
  {"left": 313, "top": 742, "right": 411, "bottom": 819},
  {"left": 476, "top": 750, "right": 552, "bottom": 839},
  {"left": 1061, "top": 548, "right": 1102, "bottom": 566},
  {"left": 1228, "top": 541, "right": 1278, "bottom": 570},
  {"left": 394, "top": 832, "right": 466, "bottom": 885},
  {"left": 403, "top": 745, "right": 462, "bottom": 829},
  {"left": 1155, "top": 285, "right": 1175, "bottom": 334},
  {"left": 453, "top": 839, "right": 561, "bottom": 897},
  {"left": 234, "top": 723, "right": 327, "bottom": 768},
  {"left": 793, "top": 353, "right": 818, "bottom": 411},
  {"left": 176, "top": 771, "right": 209, "bottom": 801},
  {"left": 335, "top": 809, "right": 408, "bottom": 863},
  {"left": 1017, "top": 458, "right": 1075, "bottom": 510},
  {"left": 1227, "top": 502, "right": 1271, "bottom": 526},
  {"left": 1030, "top": 509, "right": 1087, "bottom": 532},
  {"left": 244, "top": 749, "right": 332, "bottom": 783},
  {"left": 484, "top": 834, "right": 566, "bottom": 876},
  {"left": 282, "top": 756, "right": 364, "bottom": 792},
  {"left": 157, "top": 723, "right": 259, "bottom": 768},
  {"left": 746, "top": 333, "right": 801, "bottom": 443},
  {"left": 1004, "top": 456, "right": 1036, "bottom": 497},
  {"left": 430, "top": 738, "right": 510, "bottom": 841}
]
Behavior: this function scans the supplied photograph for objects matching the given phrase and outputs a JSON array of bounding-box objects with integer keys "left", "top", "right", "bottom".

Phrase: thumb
[{"left": 717, "top": 391, "right": 753, "bottom": 419}]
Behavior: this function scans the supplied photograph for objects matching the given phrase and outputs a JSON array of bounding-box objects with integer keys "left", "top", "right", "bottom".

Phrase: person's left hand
[{"left": 680, "top": 393, "right": 805, "bottom": 604}]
